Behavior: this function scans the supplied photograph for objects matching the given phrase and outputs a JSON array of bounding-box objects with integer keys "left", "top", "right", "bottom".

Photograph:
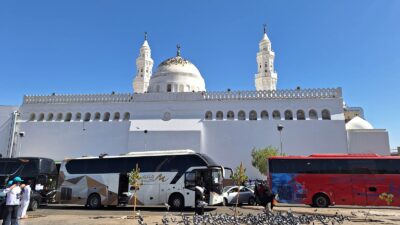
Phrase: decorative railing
[{"left": 23, "top": 88, "right": 342, "bottom": 104}]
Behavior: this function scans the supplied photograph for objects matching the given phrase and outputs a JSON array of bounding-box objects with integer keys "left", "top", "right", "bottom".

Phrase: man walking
[
  {"left": 3, "top": 177, "right": 25, "bottom": 225},
  {"left": 18, "top": 180, "right": 31, "bottom": 219}
]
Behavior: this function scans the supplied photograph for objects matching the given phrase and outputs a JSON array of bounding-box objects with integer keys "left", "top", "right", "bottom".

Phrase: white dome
[
  {"left": 346, "top": 116, "right": 374, "bottom": 130},
  {"left": 148, "top": 55, "right": 206, "bottom": 93}
]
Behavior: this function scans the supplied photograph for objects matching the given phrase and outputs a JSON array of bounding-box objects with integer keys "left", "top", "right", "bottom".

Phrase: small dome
[
  {"left": 346, "top": 116, "right": 374, "bottom": 130},
  {"left": 148, "top": 54, "right": 206, "bottom": 93}
]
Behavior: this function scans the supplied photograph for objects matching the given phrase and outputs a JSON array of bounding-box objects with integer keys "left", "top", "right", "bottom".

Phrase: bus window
[
  {"left": 349, "top": 159, "right": 376, "bottom": 174},
  {"left": 20, "top": 160, "right": 40, "bottom": 177}
]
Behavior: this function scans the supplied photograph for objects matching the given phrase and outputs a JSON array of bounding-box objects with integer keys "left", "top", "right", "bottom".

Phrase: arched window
[
  {"left": 167, "top": 84, "right": 172, "bottom": 92},
  {"left": 84, "top": 112, "right": 91, "bottom": 122},
  {"left": 284, "top": 110, "right": 293, "bottom": 120},
  {"left": 47, "top": 113, "right": 54, "bottom": 121},
  {"left": 94, "top": 112, "right": 101, "bottom": 121},
  {"left": 65, "top": 113, "right": 72, "bottom": 122},
  {"left": 227, "top": 111, "right": 234, "bottom": 120},
  {"left": 216, "top": 111, "right": 223, "bottom": 120},
  {"left": 38, "top": 113, "right": 45, "bottom": 122},
  {"left": 75, "top": 113, "right": 82, "bottom": 121},
  {"left": 56, "top": 113, "right": 63, "bottom": 121},
  {"left": 249, "top": 110, "right": 257, "bottom": 120},
  {"left": 205, "top": 111, "right": 212, "bottom": 120},
  {"left": 322, "top": 109, "right": 331, "bottom": 120},
  {"left": 296, "top": 110, "right": 305, "bottom": 120},
  {"left": 272, "top": 110, "right": 281, "bottom": 120},
  {"left": 261, "top": 111, "right": 269, "bottom": 120},
  {"left": 238, "top": 111, "right": 246, "bottom": 120},
  {"left": 29, "top": 113, "right": 36, "bottom": 121},
  {"left": 309, "top": 109, "right": 318, "bottom": 120},
  {"left": 123, "top": 112, "right": 130, "bottom": 121},
  {"left": 103, "top": 112, "right": 110, "bottom": 122},
  {"left": 113, "top": 112, "right": 120, "bottom": 121}
]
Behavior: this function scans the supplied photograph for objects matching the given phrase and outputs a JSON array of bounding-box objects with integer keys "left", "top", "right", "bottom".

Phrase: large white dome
[
  {"left": 148, "top": 55, "right": 206, "bottom": 93},
  {"left": 346, "top": 116, "right": 374, "bottom": 130}
]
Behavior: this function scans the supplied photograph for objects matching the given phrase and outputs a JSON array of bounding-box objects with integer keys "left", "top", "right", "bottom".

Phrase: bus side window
[
  {"left": 349, "top": 159, "right": 376, "bottom": 174},
  {"left": 184, "top": 172, "right": 196, "bottom": 189}
]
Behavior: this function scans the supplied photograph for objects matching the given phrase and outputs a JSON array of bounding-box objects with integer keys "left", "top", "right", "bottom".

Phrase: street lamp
[{"left": 277, "top": 124, "right": 284, "bottom": 155}]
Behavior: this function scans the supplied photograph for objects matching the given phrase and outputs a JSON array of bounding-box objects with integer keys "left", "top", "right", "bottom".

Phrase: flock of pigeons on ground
[{"left": 137, "top": 208, "right": 349, "bottom": 225}]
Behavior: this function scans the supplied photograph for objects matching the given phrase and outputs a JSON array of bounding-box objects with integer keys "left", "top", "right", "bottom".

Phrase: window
[
  {"left": 261, "top": 111, "right": 269, "bottom": 120},
  {"left": 227, "top": 111, "right": 234, "bottom": 120},
  {"left": 284, "top": 110, "right": 293, "bottom": 120},
  {"left": 167, "top": 84, "right": 172, "bottom": 92},
  {"left": 322, "top": 109, "right": 331, "bottom": 120},
  {"left": 296, "top": 110, "right": 305, "bottom": 120},
  {"left": 216, "top": 111, "right": 223, "bottom": 120},
  {"left": 205, "top": 111, "right": 212, "bottom": 120},
  {"left": 84, "top": 113, "right": 91, "bottom": 122},
  {"left": 113, "top": 112, "right": 120, "bottom": 121},
  {"left": 38, "top": 113, "right": 45, "bottom": 122},
  {"left": 238, "top": 111, "right": 246, "bottom": 120},
  {"left": 309, "top": 109, "right": 318, "bottom": 120},
  {"left": 47, "top": 113, "right": 54, "bottom": 121},
  {"left": 29, "top": 113, "right": 36, "bottom": 121},
  {"left": 103, "top": 112, "right": 110, "bottom": 122},
  {"left": 64, "top": 113, "right": 72, "bottom": 122},
  {"left": 249, "top": 110, "right": 257, "bottom": 120},
  {"left": 75, "top": 113, "right": 82, "bottom": 121},
  {"left": 272, "top": 110, "right": 281, "bottom": 120},
  {"left": 94, "top": 112, "right": 101, "bottom": 121},
  {"left": 123, "top": 112, "right": 130, "bottom": 121}
]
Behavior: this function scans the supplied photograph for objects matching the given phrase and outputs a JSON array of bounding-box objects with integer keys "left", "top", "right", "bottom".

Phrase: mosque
[{"left": 0, "top": 29, "right": 390, "bottom": 178}]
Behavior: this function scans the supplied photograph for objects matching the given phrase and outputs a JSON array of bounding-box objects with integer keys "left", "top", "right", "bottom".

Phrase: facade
[{"left": 0, "top": 30, "right": 391, "bottom": 178}]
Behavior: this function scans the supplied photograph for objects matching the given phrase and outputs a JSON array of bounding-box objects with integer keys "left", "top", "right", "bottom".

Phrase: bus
[
  {"left": 267, "top": 154, "right": 400, "bottom": 207},
  {"left": 57, "top": 150, "right": 227, "bottom": 210},
  {"left": 0, "top": 157, "right": 58, "bottom": 211}
]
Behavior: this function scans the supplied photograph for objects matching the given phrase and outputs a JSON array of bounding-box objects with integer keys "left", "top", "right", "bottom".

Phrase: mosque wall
[
  {"left": 347, "top": 129, "right": 390, "bottom": 155},
  {"left": 0, "top": 106, "right": 19, "bottom": 157}
]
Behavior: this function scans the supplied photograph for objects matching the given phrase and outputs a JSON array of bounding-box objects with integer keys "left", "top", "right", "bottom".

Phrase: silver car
[{"left": 222, "top": 186, "right": 256, "bottom": 206}]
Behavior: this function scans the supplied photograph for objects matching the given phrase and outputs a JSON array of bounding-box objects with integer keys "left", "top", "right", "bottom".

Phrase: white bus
[{"left": 57, "top": 150, "right": 227, "bottom": 210}]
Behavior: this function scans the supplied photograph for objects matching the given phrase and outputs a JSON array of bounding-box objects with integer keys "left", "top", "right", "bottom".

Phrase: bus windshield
[{"left": 0, "top": 160, "right": 22, "bottom": 175}]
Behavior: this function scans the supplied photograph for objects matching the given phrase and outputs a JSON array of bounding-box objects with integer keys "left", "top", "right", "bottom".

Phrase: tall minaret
[
  {"left": 255, "top": 25, "right": 278, "bottom": 91},
  {"left": 133, "top": 32, "right": 154, "bottom": 93}
]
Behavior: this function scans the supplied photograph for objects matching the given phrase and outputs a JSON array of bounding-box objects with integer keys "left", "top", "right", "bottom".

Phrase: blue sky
[{"left": 1, "top": 1, "right": 399, "bottom": 148}]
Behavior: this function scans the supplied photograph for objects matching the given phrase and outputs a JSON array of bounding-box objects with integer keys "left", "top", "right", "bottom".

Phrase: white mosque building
[{"left": 0, "top": 29, "right": 390, "bottom": 178}]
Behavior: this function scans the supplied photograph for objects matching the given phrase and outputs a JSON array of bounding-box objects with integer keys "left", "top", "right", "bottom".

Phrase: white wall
[
  {"left": 347, "top": 129, "right": 390, "bottom": 155},
  {"left": 0, "top": 106, "right": 19, "bottom": 157}
]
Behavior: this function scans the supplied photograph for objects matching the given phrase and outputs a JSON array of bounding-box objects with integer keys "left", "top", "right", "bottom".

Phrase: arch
[
  {"left": 29, "top": 113, "right": 36, "bottom": 121},
  {"left": 94, "top": 112, "right": 101, "bottom": 121},
  {"left": 296, "top": 110, "right": 305, "bottom": 120},
  {"left": 75, "top": 113, "right": 82, "bottom": 121},
  {"left": 284, "top": 110, "right": 293, "bottom": 120},
  {"left": 56, "top": 113, "right": 63, "bottom": 121},
  {"left": 249, "top": 110, "right": 257, "bottom": 120},
  {"left": 103, "top": 112, "right": 110, "bottom": 122},
  {"left": 47, "top": 113, "right": 54, "bottom": 121},
  {"left": 84, "top": 112, "right": 91, "bottom": 122},
  {"left": 261, "top": 110, "right": 269, "bottom": 120},
  {"left": 167, "top": 84, "right": 172, "bottom": 92},
  {"left": 227, "top": 111, "right": 234, "bottom": 120},
  {"left": 205, "top": 111, "right": 212, "bottom": 120},
  {"left": 309, "top": 109, "right": 318, "bottom": 120},
  {"left": 216, "top": 111, "right": 223, "bottom": 120},
  {"left": 64, "top": 113, "right": 72, "bottom": 122},
  {"left": 123, "top": 112, "right": 131, "bottom": 121},
  {"left": 113, "top": 112, "right": 120, "bottom": 121},
  {"left": 238, "top": 110, "right": 246, "bottom": 120},
  {"left": 38, "top": 113, "right": 45, "bottom": 122},
  {"left": 272, "top": 110, "right": 281, "bottom": 120},
  {"left": 322, "top": 109, "right": 331, "bottom": 120}
]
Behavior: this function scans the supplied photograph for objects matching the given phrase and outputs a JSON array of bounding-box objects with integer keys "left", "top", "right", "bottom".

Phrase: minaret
[
  {"left": 133, "top": 32, "right": 154, "bottom": 93},
  {"left": 255, "top": 25, "right": 278, "bottom": 91}
]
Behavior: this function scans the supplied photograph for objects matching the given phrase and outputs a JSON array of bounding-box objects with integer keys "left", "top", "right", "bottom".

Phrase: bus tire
[
  {"left": 29, "top": 199, "right": 39, "bottom": 211},
  {"left": 87, "top": 193, "right": 101, "bottom": 209},
  {"left": 312, "top": 193, "right": 330, "bottom": 208},
  {"left": 168, "top": 193, "right": 184, "bottom": 211}
]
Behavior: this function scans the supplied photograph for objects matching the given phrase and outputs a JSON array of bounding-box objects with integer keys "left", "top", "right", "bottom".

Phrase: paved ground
[{"left": 14, "top": 204, "right": 400, "bottom": 225}]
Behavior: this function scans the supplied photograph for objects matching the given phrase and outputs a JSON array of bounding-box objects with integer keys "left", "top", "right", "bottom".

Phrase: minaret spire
[
  {"left": 263, "top": 24, "right": 266, "bottom": 34},
  {"left": 144, "top": 31, "right": 147, "bottom": 40},
  {"left": 176, "top": 44, "right": 181, "bottom": 57},
  {"left": 254, "top": 27, "right": 277, "bottom": 91},
  {"left": 133, "top": 34, "right": 154, "bottom": 93}
]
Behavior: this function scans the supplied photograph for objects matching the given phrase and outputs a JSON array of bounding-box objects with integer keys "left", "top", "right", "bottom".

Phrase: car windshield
[{"left": 223, "top": 186, "right": 232, "bottom": 193}]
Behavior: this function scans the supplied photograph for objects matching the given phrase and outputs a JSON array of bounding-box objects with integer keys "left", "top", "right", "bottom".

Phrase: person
[
  {"left": 18, "top": 180, "right": 31, "bottom": 219},
  {"left": 3, "top": 177, "right": 25, "bottom": 225}
]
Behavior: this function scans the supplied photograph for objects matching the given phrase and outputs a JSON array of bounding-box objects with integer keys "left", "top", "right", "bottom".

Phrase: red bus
[{"left": 267, "top": 154, "right": 400, "bottom": 207}]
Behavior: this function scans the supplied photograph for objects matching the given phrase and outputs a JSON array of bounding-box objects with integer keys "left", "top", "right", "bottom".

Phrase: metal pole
[{"left": 279, "top": 130, "right": 283, "bottom": 156}]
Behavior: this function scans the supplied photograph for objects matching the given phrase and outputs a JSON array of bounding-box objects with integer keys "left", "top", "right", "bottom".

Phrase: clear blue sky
[{"left": 1, "top": 1, "right": 399, "bottom": 148}]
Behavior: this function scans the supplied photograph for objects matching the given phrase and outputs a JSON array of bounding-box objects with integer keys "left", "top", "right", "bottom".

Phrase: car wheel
[
  {"left": 248, "top": 197, "right": 256, "bottom": 206},
  {"left": 87, "top": 193, "right": 101, "bottom": 209},
  {"left": 29, "top": 199, "right": 39, "bottom": 211},
  {"left": 223, "top": 198, "right": 229, "bottom": 206}
]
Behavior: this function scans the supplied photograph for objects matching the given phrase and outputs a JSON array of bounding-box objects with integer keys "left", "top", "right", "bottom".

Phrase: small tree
[
  {"left": 231, "top": 162, "right": 248, "bottom": 217},
  {"left": 128, "top": 163, "right": 142, "bottom": 218},
  {"left": 251, "top": 146, "right": 283, "bottom": 175}
]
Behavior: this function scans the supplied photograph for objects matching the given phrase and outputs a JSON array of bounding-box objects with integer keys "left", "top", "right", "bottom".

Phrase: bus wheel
[
  {"left": 313, "top": 194, "right": 330, "bottom": 208},
  {"left": 168, "top": 193, "right": 184, "bottom": 211},
  {"left": 87, "top": 193, "right": 101, "bottom": 209},
  {"left": 29, "top": 199, "right": 39, "bottom": 211}
]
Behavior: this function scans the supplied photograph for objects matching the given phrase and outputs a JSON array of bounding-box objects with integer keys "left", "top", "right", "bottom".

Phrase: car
[{"left": 222, "top": 186, "right": 256, "bottom": 206}]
